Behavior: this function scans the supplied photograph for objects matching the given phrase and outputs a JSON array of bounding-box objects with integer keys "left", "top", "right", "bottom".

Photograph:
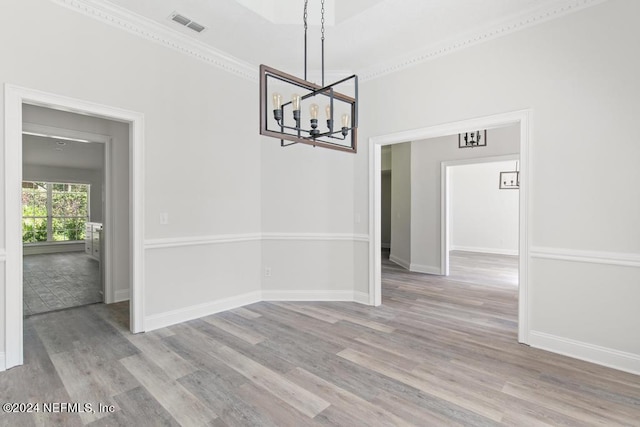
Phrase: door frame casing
[
  {"left": 368, "top": 109, "right": 532, "bottom": 344},
  {"left": 3, "top": 84, "right": 146, "bottom": 370}
]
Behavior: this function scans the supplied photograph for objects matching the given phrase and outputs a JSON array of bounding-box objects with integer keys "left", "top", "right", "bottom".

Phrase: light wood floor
[{"left": 1, "top": 254, "right": 639, "bottom": 426}]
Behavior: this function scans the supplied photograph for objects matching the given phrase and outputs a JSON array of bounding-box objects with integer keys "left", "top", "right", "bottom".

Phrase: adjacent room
[{"left": 22, "top": 133, "right": 104, "bottom": 315}]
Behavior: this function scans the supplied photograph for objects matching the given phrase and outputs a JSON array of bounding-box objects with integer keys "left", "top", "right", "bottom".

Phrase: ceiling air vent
[{"left": 170, "top": 12, "right": 206, "bottom": 33}]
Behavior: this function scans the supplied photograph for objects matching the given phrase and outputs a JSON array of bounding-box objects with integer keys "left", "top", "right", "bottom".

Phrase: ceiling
[
  {"left": 99, "top": 0, "right": 592, "bottom": 76},
  {"left": 23, "top": 134, "right": 104, "bottom": 170}
]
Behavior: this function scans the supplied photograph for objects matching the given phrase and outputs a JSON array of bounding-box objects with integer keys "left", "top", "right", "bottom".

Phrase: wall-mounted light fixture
[
  {"left": 499, "top": 161, "right": 520, "bottom": 189},
  {"left": 259, "top": 0, "right": 358, "bottom": 153},
  {"left": 459, "top": 130, "right": 487, "bottom": 148}
]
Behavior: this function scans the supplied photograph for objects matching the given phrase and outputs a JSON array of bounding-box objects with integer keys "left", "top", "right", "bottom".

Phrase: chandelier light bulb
[
  {"left": 341, "top": 113, "right": 350, "bottom": 128},
  {"left": 310, "top": 104, "right": 319, "bottom": 120},
  {"left": 272, "top": 93, "right": 282, "bottom": 110},
  {"left": 291, "top": 94, "right": 301, "bottom": 111},
  {"left": 325, "top": 105, "right": 332, "bottom": 120}
]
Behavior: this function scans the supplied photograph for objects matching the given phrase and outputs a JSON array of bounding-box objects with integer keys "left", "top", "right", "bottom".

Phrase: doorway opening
[
  {"left": 3, "top": 85, "right": 145, "bottom": 371},
  {"left": 22, "top": 120, "right": 108, "bottom": 315},
  {"left": 369, "top": 110, "right": 531, "bottom": 344},
  {"left": 442, "top": 155, "right": 520, "bottom": 281}
]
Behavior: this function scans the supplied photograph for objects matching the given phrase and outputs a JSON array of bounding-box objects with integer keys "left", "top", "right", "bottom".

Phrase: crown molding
[
  {"left": 50, "top": 0, "right": 607, "bottom": 84},
  {"left": 51, "top": 0, "right": 257, "bottom": 82},
  {"left": 357, "top": 0, "right": 609, "bottom": 81}
]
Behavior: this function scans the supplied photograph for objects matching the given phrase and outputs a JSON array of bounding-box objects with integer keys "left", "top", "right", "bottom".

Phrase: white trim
[
  {"left": 51, "top": 0, "right": 256, "bottom": 81},
  {"left": 144, "top": 291, "right": 262, "bottom": 331},
  {"left": 114, "top": 288, "right": 130, "bottom": 303},
  {"left": 388, "top": 254, "right": 410, "bottom": 271},
  {"left": 0, "top": 251, "right": 6, "bottom": 262},
  {"left": 450, "top": 246, "right": 519, "bottom": 256},
  {"left": 262, "top": 290, "right": 356, "bottom": 302},
  {"left": 529, "top": 331, "right": 640, "bottom": 376},
  {"left": 0, "top": 352, "right": 5, "bottom": 372},
  {"left": 4, "top": 84, "right": 145, "bottom": 369},
  {"left": 145, "top": 233, "right": 262, "bottom": 250},
  {"left": 530, "top": 247, "right": 640, "bottom": 268},
  {"left": 144, "top": 233, "right": 369, "bottom": 250},
  {"left": 369, "top": 109, "right": 532, "bottom": 344},
  {"left": 262, "top": 232, "right": 370, "bottom": 242},
  {"left": 359, "top": 0, "right": 608, "bottom": 81},
  {"left": 409, "top": 263, "right": 441, "bottom": 275},
  {"left": 353, "top": 291, "right": 370, "bottom": 305}
]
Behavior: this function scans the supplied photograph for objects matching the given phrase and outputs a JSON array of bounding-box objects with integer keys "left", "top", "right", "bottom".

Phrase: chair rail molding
[
  {"left": 144, "top": 232, "right": 369, "bottom": 250},
  {"left": 144, "top": 233, "right": 262, "bottom": 250},
  {"left": 530, "top": 246, "right": 640, "bottom": 268}
]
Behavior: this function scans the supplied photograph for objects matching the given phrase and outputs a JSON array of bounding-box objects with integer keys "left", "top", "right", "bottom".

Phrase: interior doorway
[
  {"left": 442, "top": 155, "right": 520, "bottom": 278},
  {"left": 3, "top": 85, "right": 145, "bottom": 371},
  {"left": 369, "top": 110, "right": 531, "bottom": 344},
  {"left": 22, "top": 122, "right": 107, "bottom": 315}
]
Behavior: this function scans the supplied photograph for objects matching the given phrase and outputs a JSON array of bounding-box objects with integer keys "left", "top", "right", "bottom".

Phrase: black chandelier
[
  {"left": 259, "top": 0, "right": 358, "bottom": 153},
  {"left": 458, "top": 130, "right": 487, "bottom": 148}
]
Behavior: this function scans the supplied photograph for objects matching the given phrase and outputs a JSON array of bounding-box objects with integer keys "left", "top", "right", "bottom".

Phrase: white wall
[
  {"left": 355, "top": 0, "right": 640, "bottom": 372},
  {"left": 0, "top": 0, "right": 262, "bottom": 357},
  {"left": 260, "top": 141, "right": 360, "bottom": 299},
  {"left": 389, "top": 143, "right": 411, "bottom": 268},
  {"left": 450, "top": 160, "right": 519, "bottom": 255}
]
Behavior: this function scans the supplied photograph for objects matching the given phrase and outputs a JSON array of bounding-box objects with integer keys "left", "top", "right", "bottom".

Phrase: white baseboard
[
  {"left": 410, "top": 263, "right": 442, "bottom": 275},
  {"left": 529, "top": 331, "right": 640, "bottom": 376},
  {"left": 0, "top": 352, "right": 5, "bottom": 372},
  {"left": 389, "top": 254, "right": 410, "bottom": 270},
  {"left": 450, "top": 245, "right": 518, "bottom": 256},
  {"left": 114, "top": 289, "right": 130, "bottom": 303},
  {"left": 262, "top": 290, "right": 356, "bottom": 302},
  {"left": 144, "top": 291, "right": 262, "bottom": 331},
  {"left": 354, "top": 291, "right": 371, "bottom": 305}
]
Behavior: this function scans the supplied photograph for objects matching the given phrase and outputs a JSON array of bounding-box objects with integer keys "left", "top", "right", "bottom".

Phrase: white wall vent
[{"left": 170, "top": 12, "right": 206, "bottom": 33}]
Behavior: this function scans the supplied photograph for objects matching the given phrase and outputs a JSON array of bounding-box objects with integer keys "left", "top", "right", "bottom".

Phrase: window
[{"left": 22, "top": 181, "right": 90, "bottom": 243}]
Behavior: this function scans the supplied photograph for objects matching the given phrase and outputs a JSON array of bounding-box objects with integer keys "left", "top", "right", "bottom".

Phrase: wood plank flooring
[{"left": 1, "top": 252, "right": 639, "bottom": 426}]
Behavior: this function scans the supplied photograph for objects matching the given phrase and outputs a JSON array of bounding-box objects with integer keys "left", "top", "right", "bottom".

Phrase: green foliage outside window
[{"left": 22, "top": 181, "right": 89, "bottom": 244}]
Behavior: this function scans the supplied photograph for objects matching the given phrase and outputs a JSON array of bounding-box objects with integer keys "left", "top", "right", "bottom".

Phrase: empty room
[{"left": 1, "top": 0, "right": 639, "bottom": 425}]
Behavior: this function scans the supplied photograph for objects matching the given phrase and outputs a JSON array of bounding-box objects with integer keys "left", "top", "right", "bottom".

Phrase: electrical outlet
[
  {"left": 160, "top": 212, "right": 169, "bottom": 225},
  {"left": 265, "top": 267, "right": 272, "bottom": 277}
]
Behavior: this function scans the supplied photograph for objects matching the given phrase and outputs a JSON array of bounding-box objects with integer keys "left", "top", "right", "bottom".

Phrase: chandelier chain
[
  {"left": 304, "top": 0, "right": 308, "bottom": 32},
  {"left": 321, "top": 0, "right": 325, "bottom": 41}
]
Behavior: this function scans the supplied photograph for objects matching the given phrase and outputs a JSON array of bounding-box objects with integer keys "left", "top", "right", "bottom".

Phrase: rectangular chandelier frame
[{"left": 259, "top": 64, "right": 358, "bottom": 153}]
